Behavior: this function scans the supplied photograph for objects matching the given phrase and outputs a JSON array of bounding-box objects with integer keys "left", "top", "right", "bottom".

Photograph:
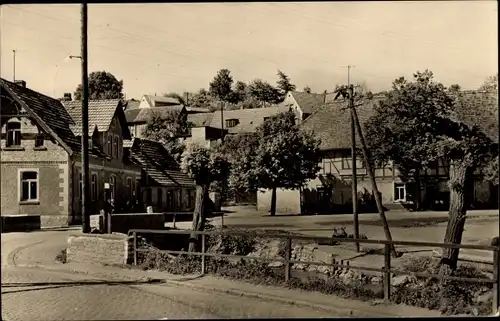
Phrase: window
[
  {"left": 20, "top": 171, "right": 38, "bottom": 201},
  {"left": 91, "top": 173, "right": 98, "bottom": 201},
  {"left": 35, "top": 134, "right": 44, "bottom": 148},
  {"left": 113, "top": 136, "right": 118, "bottom": 158},
  {"left": 394, "top": 183, "right": 406, "bottom": 202},
  {"left": 6, "top": 122, "right": 21, "bottom": 147},
  {"left": 225, "top": 119, "right": 239, "bottom": 128},
  {"left": 107, "top": 135, "right": 112, "bottom": 156},
  {"left": 323, "top": 159, "right": 332, "bottom": 174},
  {"left": 341, "top": 156, "right": 351, "bottom": 170},
  {"left": 126, "top": 178, "right": 133, "bottom": 199},
  {"left": 109, "top": 175, "right": 116, "bottom": 200},
  {"left": 88, "top": 138, "right": 93, "bottom": 150}
]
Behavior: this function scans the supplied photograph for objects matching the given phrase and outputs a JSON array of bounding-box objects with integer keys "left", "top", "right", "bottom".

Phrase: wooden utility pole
[
  {"left": 13, "top": 50, "right": 16, "bottom": 82},
  {"left": 348, "top": 85, "right": 397, "bottom": 257},
  {"left": 81, "top": 3, "right": 90, "bottom": 233},
  {"left": 347, "top": 66, "right": 360, "bottom": 253}
]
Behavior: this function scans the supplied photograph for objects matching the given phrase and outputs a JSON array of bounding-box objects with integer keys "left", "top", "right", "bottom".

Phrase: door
[{"left": 166, "top": 191, "right": 174, "bottom": 212}]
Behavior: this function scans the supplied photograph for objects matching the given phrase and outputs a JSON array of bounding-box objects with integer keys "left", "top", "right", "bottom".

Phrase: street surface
[{"left": 1, "top": 230, "right": 340, "bottom": 320}]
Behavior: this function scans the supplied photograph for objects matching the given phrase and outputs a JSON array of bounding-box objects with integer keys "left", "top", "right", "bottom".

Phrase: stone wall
[
  {"left": 66, "top": 233, "right": 133, "bottom": 265},
  {"left": 90, "top": 213, "right": 165, "bottom": 234}
]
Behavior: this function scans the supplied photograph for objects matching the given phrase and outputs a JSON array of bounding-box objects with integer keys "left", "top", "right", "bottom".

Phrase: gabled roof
[
  {"left": 130, "top": 105, "right": 186, "bottom": 124},
  {"left": 129, "top": 138, "right": 195, "bottom": 187},
  {"left": 125, "top": 99, "right": 140, "bottom": 110},
  {"left": 144, "top": 95, "right": 181, "bottom": 107},
  {"left": 125, "top": 108, "right": 141, "bottom": 123},
  {"left": 301, "top": 96, "right": 381, "bottom": 151},
  {"left": 0, "top": 78, "right": 78, "bottom": 154},
  {"left": 209, "top": 104, "right": 289, "bottom": 134},
  {"left": 187, "top": 113, "right": 214, "bottom": 127},
  {"left": 186, "top": 106, "right": 211, "bottom": 113},
  {"left": 301, "top": 90, "right": 499, "bottom": 151},
  {"left": 62, "top": 99, "right": 131, "bottom": 139},
  {"left": 289, "top": 91, "right": 326, "bottom": 114}
]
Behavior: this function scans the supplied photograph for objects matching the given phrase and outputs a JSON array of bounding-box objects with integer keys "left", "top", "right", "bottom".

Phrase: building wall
[
  {"left": 283, "top": 93, "right": 303, "bottom": 123},
  {"left": 0, "top": 116, "right": 71, "bottom": 227},
  {"left": 140, "top": 186, "right": 195, "bottom": 213},
  {"left": 138, "top": 96, "right": 151, "bottom": 109},
  {"left": 257, "top": 188, "right": 301, "bottom": 214}
]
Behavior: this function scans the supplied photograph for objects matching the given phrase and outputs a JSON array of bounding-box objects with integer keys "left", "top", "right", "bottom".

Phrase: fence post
[
  {"left": 492, "top": 237, "right": 499, "bottom": 315},
  {"left": 221, "top": 212, "right": 224, "bottom": 228},
  {"left": 107, "top": 212, "right": 112, "bottom": 234},
  {"left": 133, "top": 231, "right": 137, "bottom": 266},
  {"left": 284, "top": 237, "right": 292, "bottom": 282},
  {"left": 173, "top": 213, "right": 176, "bottom": 229},
  {"left": 383, "top": 243, "right": 391, "bottom": 302},
  {"left": 201, "top": 234, "right": 206, "bottom": 275}
]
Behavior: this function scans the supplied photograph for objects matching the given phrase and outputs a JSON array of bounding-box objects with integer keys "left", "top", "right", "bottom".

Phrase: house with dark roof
[
  {"left": 0, "top": 78, "right": 142, "bottom": 227},
  {"left": 283, "top": 91, "right": 327, "bottom": 123},
  {"left": 258, "top": 91, "right": 498, "bottom": 215},
  {"left": 126, "top": 138, "right": 196, "bottom": 212}
]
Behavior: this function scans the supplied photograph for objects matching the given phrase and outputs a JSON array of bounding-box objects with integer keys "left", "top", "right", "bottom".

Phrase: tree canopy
[
  {"left": 276, "top": 70, "right": 296, "bottom": 96},
  {"left": 248, "top": 79, "right": 283, "bottom": 107},
  {"left": 227, "top": 111, "right": 321, "bottom": 215},
  {"left": 209, "top": 69, "right": 234, "bottom": 102},
  {"left": 74, "top": 71, "right": 124, "bottom": 100},
  {"left": 363, "top": 70, "right": 497, "bottom": 271},
  {"left": 141, "top": 109, "right": 190, "bottom": 164}
]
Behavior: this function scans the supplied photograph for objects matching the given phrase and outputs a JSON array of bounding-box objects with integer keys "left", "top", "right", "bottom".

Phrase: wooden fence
[{"left": 129, "top": 228, "right": 500, "bottom": 315}]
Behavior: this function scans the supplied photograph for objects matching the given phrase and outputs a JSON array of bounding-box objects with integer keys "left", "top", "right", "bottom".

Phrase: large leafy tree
[
  {"left": 163, "top": 92, "right": 186, "bottom": 105},
  {"left": 141, "top": 110, "right": 191, "bottom": 164},
  {"left": 181, "top": 142, "right": 230, "bottom": 251},
  {"left": 74, "top": 71, "right": 124, "bottom": 100},
  {"left": 248, "top": 79, "right": 282, "bottom": 107},
  {"left": 189, "top": 89, "right": 215, "bottom": 109},
  {"left": 230, "top": 111, "right": 321, "bottom": 216},
  {"left": 209, "top": 69, "right": 234, "bottom": 102},
  {"left": 364, "top": 70, "right": 496, "bottom": 272},
  {"left": 276, "top": 70, "right": 296, "bottom": 97}
]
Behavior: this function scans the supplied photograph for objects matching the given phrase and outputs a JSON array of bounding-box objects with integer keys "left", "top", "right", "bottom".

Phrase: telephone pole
[
  {"left": 347, "top": 65, "right": 360, "bottom": 252},
  {"left": 13, "top": 50, "right": 16, "bottom": 82},
  {"left": 81, "top": 3, "right": 90, "bottom": 233}
]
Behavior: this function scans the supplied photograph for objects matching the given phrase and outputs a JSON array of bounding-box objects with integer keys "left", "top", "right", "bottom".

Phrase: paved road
[{"left": 1, "top": 231, "right": 338, "bottom": 320}]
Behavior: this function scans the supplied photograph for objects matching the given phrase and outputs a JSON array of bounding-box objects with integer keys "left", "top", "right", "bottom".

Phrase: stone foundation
[
  {"left": 66, "top": 233, "right": 133, "bottom": 266},
  {"left": 1, "top": 215, "right": 41, "bottom": 232}
]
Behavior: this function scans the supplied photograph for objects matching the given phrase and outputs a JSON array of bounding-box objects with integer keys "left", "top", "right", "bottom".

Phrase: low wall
[
  {"left": 1, "top": 215, "right": 41, "bottom": 233},
  {"left": 66, "top": 233, "right": 133, "bottom": 266},
  {"left": 90, "top": 213, "right": 165, "bottom": 234}
]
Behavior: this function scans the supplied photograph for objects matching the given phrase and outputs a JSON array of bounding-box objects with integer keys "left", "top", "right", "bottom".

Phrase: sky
[{"left": 0, "top": 2, "right": 497, "bottom": 100}]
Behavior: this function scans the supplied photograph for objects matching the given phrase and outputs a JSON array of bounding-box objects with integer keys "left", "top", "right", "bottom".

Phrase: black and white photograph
[{"left": 0, "top": 1, "right": 498, "bottom": 319}]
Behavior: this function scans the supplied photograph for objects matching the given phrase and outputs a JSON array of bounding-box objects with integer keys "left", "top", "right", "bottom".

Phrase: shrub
[
  {"left": 55, "top": 249, "right": 67, "bottom": 263},
  {"left": 391, "top": 258, "right": 493, "bottom": 316}
]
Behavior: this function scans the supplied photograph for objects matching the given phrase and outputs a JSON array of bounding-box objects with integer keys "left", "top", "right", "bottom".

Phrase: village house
[
  {"left": 124, "top": 138, "right": 196, "bottom": 213},
  {"left": 283, "top": 91, "right": 330, "bottom": 123},
  {"left": 258, "top": 91, "right": 498, "bottom": 214},
  {"left": 0, "top": 78, "right": 142, "bottom": 227}
]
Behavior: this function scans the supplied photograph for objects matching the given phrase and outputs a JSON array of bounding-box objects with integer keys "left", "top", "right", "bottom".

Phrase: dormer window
[
  {"left": 6, "top": 122, "right": 21, "bottom": 147},
  {"left": 225, "top": 119, "right": 239, "bottom": 128},
  {"left": 35, "top": 134, "right": 44, "bottom": 148}
]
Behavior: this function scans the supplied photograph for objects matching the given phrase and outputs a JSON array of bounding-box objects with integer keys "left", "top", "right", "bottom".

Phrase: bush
[
  {"left": 391, "top": 258, "right": 493, "bottom": 316},
  {"left": 55, "top": 249, "right": 67, "bottom": 263}
]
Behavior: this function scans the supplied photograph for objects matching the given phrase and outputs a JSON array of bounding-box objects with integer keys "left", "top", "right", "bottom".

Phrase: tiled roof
[
  {"left": 187, "top": 113, "right": 214, "bottom": 127},
  {"left": 62, "top": 99, "right": 122, "bottom": 136},
  {"left": 290, "top": 91, "right": 326, "bottom": 114},
  {"left": 301, "top": 90, "right": 499, "bottom": 151},
  {"left": 144, "top": 95, "right": 181, "bottom": 107},
  {"left": 0, "top": 78, "right": 80, "bottom": 153},
  {"left": 125, "top": 99, "right": 141, "bottom": 110},
  {"left": 301, "top": 97, "right": 381, "bottom": 150},
  {"left": 130, "top": 138, "right": 195, "bottom": 187},
  {"left": 131, "top": 106, "right": 185, "bottom": 123},
  {"left": 125, "top": 108, "right": 141, "bottom": 123},
  {"left": 186, "top": 107, "right": 211, "bottom": 113},
  {"left": 209, "top": 104, "right": 289, "bottom": 134}
]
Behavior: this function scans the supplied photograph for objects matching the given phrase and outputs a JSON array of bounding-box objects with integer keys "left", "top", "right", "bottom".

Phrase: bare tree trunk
[
  {"left": 270, "top": 187, "right": 277, "bottom": 216},
  {"left": 188, "top": 184, "right": 209, "bottom": 252},
  {"left": 439, "top": 160, "right": 468, "bottom": 274}
]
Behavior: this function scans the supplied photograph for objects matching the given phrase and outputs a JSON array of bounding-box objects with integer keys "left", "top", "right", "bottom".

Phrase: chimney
[
  {"left": 14, "top": 80, "right": 26, "bottom": 88},
  {"left": 64, "top": 93, "right": 72, "bottom": 101}
]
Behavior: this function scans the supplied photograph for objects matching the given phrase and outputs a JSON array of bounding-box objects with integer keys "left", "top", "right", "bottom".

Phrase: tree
[
  {"left": 181, "top": 142, "right": 230, "bottom": 252},
  {"left": 189, "top": 89, "right": 215, "bottom": 109},
  {"left": 248, "top": 79, "right": 282, "bottom": 107},
  {"left": 163, "top": 92, "right": 186, "bottom": 105},
  {"left": 276, "top": 70, "right": 296, "bottom": 97},
  {"left": 303, "top": 86, "right": 312, "bottom": 94},
  {"left": 141, "top": 109, "right": 190, "bottom": 164},
  {"left": 209, "top": 69, "right": 234, "bottom": 102},
  {"left": 478, "top": 74, "right": 498, "bottom": 92},
  {"left": 231, "top": 111, "right": 322, "bottom": 216},
  {"left": 74, "top": 71, "right": 124, "bottom": 100},
  {"left": 364, "top": 70, "right": 496, "bottom": 272}
]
